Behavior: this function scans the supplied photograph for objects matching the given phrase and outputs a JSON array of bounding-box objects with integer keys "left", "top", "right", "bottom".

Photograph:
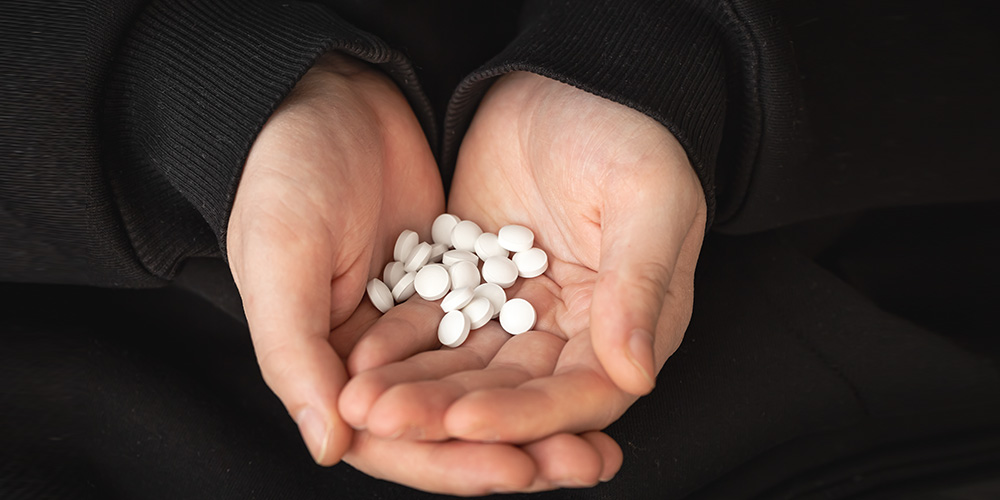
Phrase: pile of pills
[{"left": 366, "top": 214, "right": 548, "bottom": 348}]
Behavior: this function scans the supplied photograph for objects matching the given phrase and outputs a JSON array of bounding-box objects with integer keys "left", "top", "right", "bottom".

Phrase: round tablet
[
  {"left": 442, "top": 249, "right": 479, "bottom": 267},
  {"left": 474, "top": 232, "right": 509, "bottom": 261},
  {"left": 462, "top": 296, "right": 494, "bottom": 330},
  {"left": 429, "top": 243, "right": 449, "bottom": 264},
  {"left": 441, "top": 287, "right": 475, "bottom": 313},
  {"left": 474, "top": 283, "right": 506, "bottom": 319},
  {"left": 512, "top": 248, "right": 548, "bottom": 278},
  {"left": 393, "top": 230, "right": 419, "bottom": 262},
  {"left": 391, "top": 272, "right": 416, "bottom": 302},
  {"left": 383, "top": 261, "right": 406, "bottom": 289},
  {"left": 431, "top": 214, "right": 461, "bottom": 247},
  {"left": 497, "top": 225, "right": 534, "bottom": 253},
  {"left": 438, "top": 310, "right": 471, "bottom": 348},
  {"left": 414, "top": 264, "right": 451, "bottom": 301},
  {"left": 499, "top": 298, "right": 536, "bottom": 335},
  {"left": 450, "top": 220, "right": 483, "bottom": 252},
  {"left": 481, "top": 256, "right": 519, "bottom": 288},
  {"left": 366, "top": 278, "right": 394, "bottom": 313},
  {"left": 404, "top": 241, "right": 432, "bottom": 272},
  {"left": 449, "top": 260, "right": 481, "bottom": 290}
]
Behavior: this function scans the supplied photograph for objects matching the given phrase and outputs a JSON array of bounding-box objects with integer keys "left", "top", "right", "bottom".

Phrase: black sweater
[{"left": 1, "top": 0, "right": 997, "bottom": 288}]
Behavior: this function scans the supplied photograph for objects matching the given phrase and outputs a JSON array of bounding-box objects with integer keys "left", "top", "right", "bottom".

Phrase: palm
[
  {"left": 340, "top": 72, "right": 706, "bottom": 448},
  {"left": 228, "top": 53, "right": 444, "bottom": 465},
  {"left": 231, "top": 60, "right": 623, "bottom": 493}
]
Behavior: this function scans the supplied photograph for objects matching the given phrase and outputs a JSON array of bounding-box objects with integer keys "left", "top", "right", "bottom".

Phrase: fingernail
[
  {"left": 295, "top": 407, "right": 329, "bottom": 464},
  {"left": 628, "top": 329, "right": 655, "bottom": 389},
  {"left": 554, "top": 478, "right": 592, "bottom": 488}
]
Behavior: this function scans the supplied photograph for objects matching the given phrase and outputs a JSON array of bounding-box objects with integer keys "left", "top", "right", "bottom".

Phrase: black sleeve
[
  {"left": 0, "top": 1, "right": 433, "bottom": 286},
  {"left": 101, "top": 0, "right": 436, "bottom": 280},
  {"left": 440, "top": 0, "right": 797, "bottom": 229}
]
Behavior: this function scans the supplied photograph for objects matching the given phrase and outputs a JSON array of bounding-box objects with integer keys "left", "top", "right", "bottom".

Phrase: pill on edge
[
  {"left": 449, "top": 260, "right": 481, "bottom": 290},
  {"left": 429, "top": 243, "right": 449, "bottom": 263},
  {"left": 383, "top": 261, "right": 406, "bottom": 289},
  {"left": 438, "top": 310, "right": 471, "bottom": 348},
  {"left": 441, "top": 287, "right": 475, "bottom": 313},
  {"left": 366, "top": 278, "right": 394, "bottom": 313},
  {"left": 474, "top": 283, "right": 506, "bottom": 319},
  {"left": 451, "top": 220, "right": 483, "bottom": 252},
  {"left": 404, "top": 241, "right": 433, "bottom": 273},
  {"left": 391, "top": 272, "right": 417, "bottom": 302},
  {"left": 474, "top": 232, "right": 509, "bottom": 261},
  {"left": 462, "top": 296, "right": 494, "bottom": 330},
  {"left": 432, "top": 214, "right": 461, "bottom": 247},
  {"left": 442, "top": 249, "right": 479, "bottom": 267},
  {"left": 393, "top": 229, "right": 420, "bottom": 262}
]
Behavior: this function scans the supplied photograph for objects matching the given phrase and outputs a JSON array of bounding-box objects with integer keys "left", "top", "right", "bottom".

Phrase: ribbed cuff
[
  {"left": 442, "top": 0, "right": 728, "bottom": 226},
  {"left": 103, "top": 0, "right": 434, "bottom": 278}
]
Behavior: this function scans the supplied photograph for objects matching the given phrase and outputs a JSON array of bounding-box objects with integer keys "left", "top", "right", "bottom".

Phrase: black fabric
[
  {"left": 103, "top": 0, "right": 438, "bottom": 278},
  {"left": 441, "top": 0, "right": 733, "bottom": 224},
  {"left": 3, "top": 212, "right": 999, "bottom": 499},
  {"left": 3, "top": 0, "right": 1000, "bottom": 498}
]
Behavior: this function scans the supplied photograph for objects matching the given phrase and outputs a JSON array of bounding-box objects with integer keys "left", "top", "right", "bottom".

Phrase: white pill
[
  {"left": 474, "top": 283, "right": 506, "bottom": 319},
  {"left": 366, "top": 278, "right": 394, "bottom": 313},
  {"left": 481, "top": 256, "right": 519, "bottom": 288},
  {"left": 497, "top": 225, "right": 534, "bottom": 253},
  {"left": 431, "top": 214, "right": 461, "bottom": 247},
  {"left": 383, "top": 261, "right": 406, "bottom": 289},
  {"left": 441, "top": 287, "right": 475, "bottom": 312},
  {"left": 429, "top": 243, "right": 449, "bottom": 263},
  {"left": 462, "top": 297, "right": 494, "bottom": 330},
  {"left": 442, "top": 249, "right": 479, "bottom": 267},
  {"left": 391, "top": 272, "right": 416, "bottom": 302},
  {"left": 404, "top": 241, "right": 432, "bottom": 272},
  {"left": 499, "top": 298, "right": 536, "bottom": 335},
  {"left": 393, "top": 230, "right": 419, "bottom": 262},
  {"left": 438, "top": 310, "right": 471, "bottom": 348},
  {"left": 449, "top": 260, "right": 481, "bottom": 290},
  {"left": 474, "top": 232, "right": 510, "bottom": 261},
  {"left": 512, "top": 248, "right": 548, "bottom": 278},
  {"left": 450, "top": 220, "right": 483, "bottom": 252},
  {"left": 414, "top": 264, "right": 451, "bottom": 301}
]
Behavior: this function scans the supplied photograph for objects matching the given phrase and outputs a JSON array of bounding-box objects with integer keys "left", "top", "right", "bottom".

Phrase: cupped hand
[
  {"left": 226, "top": 52, "right": 443, "bottom": 465},
  {"left": 225, "top": 57, "right": 618, "bottom": 495},
  {"left": 331, "top": 297, "right": 623, "bottom": 494},
  {"left": 339, "top": 71, "right": 707, "bottom": 449}
]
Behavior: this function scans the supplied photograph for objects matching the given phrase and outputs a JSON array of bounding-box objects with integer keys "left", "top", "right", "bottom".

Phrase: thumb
[
  {"left": 589, "top": 176, "right": 699, "bottom": 395},
  {"left": 234, "top": 227, "right": 354, "bottom": 466}
]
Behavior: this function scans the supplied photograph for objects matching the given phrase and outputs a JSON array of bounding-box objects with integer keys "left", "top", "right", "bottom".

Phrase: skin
[
  {"left": 227, "top": 56, "right": 625, "bottom": 494},
  {"left": 339, "top": 72, "right": 707, "bottom": 454}
]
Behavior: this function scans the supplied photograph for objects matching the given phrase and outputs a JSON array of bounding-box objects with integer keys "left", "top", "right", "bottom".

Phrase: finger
[
  {"left": 338, "top": 323, "right": 507, "bottom": 431},
  {"left": 364, "top": 328, "right": 563, "bottom": 440},
  {"left": 590, "top": 165, "right": 701, "bottom": 395},
  {"left": 344, "top": 297, "right": 444, "bottom": 376},
  {"left": 521, "top": 433, "right": 606, "bottom": 490},
  {"left": 580, "top": 431, "right": 624, "bottom": 483},
  {"left": 444, "top": 338, "right": 636, "bottom": 443},
  {"left": 343, "top": 431, "right": 536, "bottom": 496},
  {"left": 239, "top": 229, "right": 352, "bottom": 466}
]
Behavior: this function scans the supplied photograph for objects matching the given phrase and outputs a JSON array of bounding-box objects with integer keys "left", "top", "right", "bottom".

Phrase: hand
[
  {"left": 226, "top": 52, "right": 443, "bottom": 465},
  {"left": 339, "top": 72, "right": 706, "bottom": 450},
  {"left": 333, "top": 298, "right": 624, "bottom": 494},
  {"left": 226, "top": 57, "right": 617, "bottom": 495}
]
